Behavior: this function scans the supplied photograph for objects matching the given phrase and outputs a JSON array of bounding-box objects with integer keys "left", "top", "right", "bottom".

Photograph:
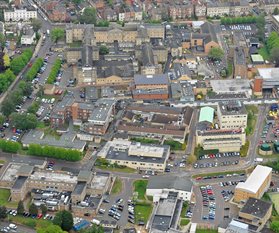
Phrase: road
[{"left": 0, "top": 221, "right": 36, "bottom": 233}]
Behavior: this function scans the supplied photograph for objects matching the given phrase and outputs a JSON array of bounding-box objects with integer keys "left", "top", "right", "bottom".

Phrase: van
[{"left": 9, "top": 224, "right": 17, "bottom": 230}]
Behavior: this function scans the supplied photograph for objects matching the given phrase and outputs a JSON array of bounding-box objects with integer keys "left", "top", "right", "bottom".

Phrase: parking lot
[
  {"left": 220, "top": 24, "right": 257, "bottom": 36},
  {"left": 193, "top": 152, "right": 240, "bottom": 169},
  {"left": 191, "top": 172, "right": 247, "bottom": 226}
]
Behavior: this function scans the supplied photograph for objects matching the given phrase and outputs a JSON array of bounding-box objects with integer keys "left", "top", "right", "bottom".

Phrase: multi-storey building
[
  {"left": 217, "top": 101, "right": 247, "bottom": 130},
  {"left": 4, "top": 8, "right": 37, "bottom": 22}
]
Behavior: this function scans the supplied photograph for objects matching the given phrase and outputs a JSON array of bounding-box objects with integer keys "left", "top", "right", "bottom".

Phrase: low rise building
[
  {"left": 146, "top": 176, "right": 193, "bottom": 202},
  {"left": 98, "top": 139, "right": 170, "bottom": 172},
  {"left": 234, "top": 165, "right": 272, "bottom": 203},
  {"left": 238, "top": 198, "right": 272, "bottom": 231},
  {"left": 21, "top": 25, "right": 35, "bottom": 45}
]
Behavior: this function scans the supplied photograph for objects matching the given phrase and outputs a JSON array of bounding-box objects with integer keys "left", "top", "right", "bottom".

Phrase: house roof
[
  {"left": 147, "top": 175, "right": 193, "bottom": 192},
  {"left": 240, "top": 197, "right": 272, "bottom": 219},
  {"left": 134, "top": 74, "right": 169, "bottom": 85},
  {"left": 201, "top": 22, "right": 218, "bottom": 43}
]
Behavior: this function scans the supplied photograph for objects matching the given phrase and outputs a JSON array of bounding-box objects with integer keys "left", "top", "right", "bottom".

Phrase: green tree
[
  {"left": 99, "top": 45, "right": 109, "bottom": 55},
  {"left": 50, "top": 28, "right": 65, "bottom": 43},
  {"left": 40, "top": 204, "right": 47, "bottom": 216},
  {"left": 17, "top": 200, "right": 24, "bottom": 215},
  {"left": 31, "top": 18, "right": 42, "bottom": 32},
  {"left": 29, "top": 203, "right": 38, "bottom": 216},
  {"left": 274, "top": 7, "right": 279, "bottom": 15},
  {"left": 10, "top": 113, "right": 38, "bottom": 130},
  {"left": 0, "top": 33, "right": 5, "bottom": 48},
  {"left": 0, "top": 206, "right": 7, "bottom": 219},
  {"left": 79, "top": 7, "right": 97, "bottom": 24},
  {"left": 208, "top": 47, "right": 224, "bottom": 61},
  {"left": 187, "top": 154, "right": 197, "bottom": 164},
  {"left": 0, "top": 114, "right": 5, "bottom": 126},
  {"left": 271, "top": 47, "right": 279, "bottom": 67},
  {"left": 271, "top": 221, "right": 279, "bottom": 233},
  {"left": 37, "top": 225, "right": 67, "bottom": 233},
  {"left": 10, "top": 57, "right": 25, "bottom": 74},
  {"left": 1, "top": 98, "right": 16, "bottom": 117},
  {"left": 19, "top": 81, "right": 33, "bottom": 96},
  {"left": 27, "top": 102, "right": 39, "bottom": 114},
  {"left": 72, "top": 0, "right": 83, "bottom": 4},
  {"left": 3, "top": 54, "right": 10, "bottom": 67},
  {"left": 53, "top": 210, "right": 73, "bottom": 231}
]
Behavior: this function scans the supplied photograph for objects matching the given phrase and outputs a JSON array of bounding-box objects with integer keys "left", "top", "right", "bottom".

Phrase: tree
[
  {"left": 1, "top": 98, "right": 16, "bottom": 117},
  {"left": 40, "top": 204, "right": 47, "bottom": 216},
  {"left": 17, "top": 200, "right": 24, "bottom": 215},
  {"left": 27, "top": 102, "right": 39, "bottom": 114},
  {"left": 187, "top": 154, "right": 197, "bottom": 164},
  {"left": 0, "top": 206, "right": 7, "bottom": 219},
  {"left": 208, "top": 47, "right": 224, "bottom": 61},
  {"left": 31, "top": 18, "right": 42, "bottom": 32},
  {"left": 50, "top": 28, "right": 65, "bottom": 43},
  {"left": 10, "top": 113, "right": 38, "bottom": 130},
  {"left": 29, "top": 203, "right": 38, "bottom": 216},
  {"left": 271, "top": 47, "right": 279, "bottom": 67},
  {"left": 3, "top": 54, "right": 10, "bottom": 67},
  {"left": 99, "top": 45, "right": 109, "bottom": 55},
  {"left": 0, "top": 114, "right": 5, "bottom": 126},
  {"left": 37, "top": 225, "right": 67, "bottom": 233},
  {"left": 53, "top": 210, "right": 73, "bottom": 231},
  {"left": 271, "top": 221, "right": 279, "bottom": 233},
  {"left": 79, "top": 7, "right": 97, "bottom": 24},
  {"left": 72, "top": 0, "right": 83, "bottom": 5},
  {"left": 0, "top": 33, "right": 5, "bottom": 48},
  {"left": 19, "top": 81, "right": 33, "bottom": 96}
]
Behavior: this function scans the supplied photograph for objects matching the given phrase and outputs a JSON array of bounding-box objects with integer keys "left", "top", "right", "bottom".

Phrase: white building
[
  {"left": 21, "top": 26, "right": 35, "bottom": 45},
  {"left": 146, "top": 175, "right": 193, "bottom": 201},
  {"left": 4, "top": 8, "right": 37, "bottom": 22}
]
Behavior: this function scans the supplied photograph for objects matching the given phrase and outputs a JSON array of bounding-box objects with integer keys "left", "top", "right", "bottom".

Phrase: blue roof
[{"left": 198, "top": 106, "right": 214, "bottom": 123}]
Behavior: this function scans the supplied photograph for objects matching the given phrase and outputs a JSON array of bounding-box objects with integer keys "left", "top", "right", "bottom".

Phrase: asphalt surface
[{"left": 0, "top": 221, "right": 36, "bottom": 233}]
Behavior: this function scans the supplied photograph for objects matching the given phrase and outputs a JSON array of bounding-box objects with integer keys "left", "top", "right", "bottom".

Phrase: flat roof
[
  {"left": 240, "top": 197, "right": 272, "bottom": 219},
  {"left": 251, "top": 54, "right": 264, "bottom": 63},
  {"left": 17, "top": 165, "right": 34, "bottom": 175},
  {"left": 236, "top": 165, "right": 272, "bottom": 194},
  {"left": 210, "top": 79, "right": 251, "bottom": 94},
  {"left": 218, "top": 100, "right": 247, "bottom": 115},
  {"left": 90, "top": 174, "right": 109, "bottom": 190},
  {"left": 72, "top": 182, "right": 86, "bottom": 195},
  {"left": 30, "top": 171, "right": 78, "bottom": 184},
  {"left": 258, "top": 68, "right": 279, "bottom": 80},
  {"left": 12, "top": 176, "right": 28, "bottom": 190},
  {"left": 134, "top": 74, "right": 169, "bottom": 86},
  {"left": 199, "top": 106, "right": 214, "bottom": 123},
  {"left": 1, "top": 164, "right": 21, "bottom": 181}
]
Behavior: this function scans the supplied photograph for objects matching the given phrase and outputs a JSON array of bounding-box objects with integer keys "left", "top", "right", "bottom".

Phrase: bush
[
  {"left": 25, "top": 58, "right": 43, "bottom": 81},
  {"left": 0, "top": 140, "right": 21, "bottom": 153},
  {"left": 46, "top": 59, "right": 61, "bottom": 84},
  {"left": 164, "top": 140, "right": 185, "bottom": 150},
  {"left": 28, "top": 144, "right": 82, "bottom": 161}
]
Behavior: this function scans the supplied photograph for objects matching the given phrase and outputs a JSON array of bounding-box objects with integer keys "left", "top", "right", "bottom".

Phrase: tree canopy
[
  {"left": 79, "top": 7, "right": 97, "bottom": 24},
  {"left": 271, "top": 47, "right": 279, "bottom": 67},
  {"left": 10, "top": 112, "right": 38, "bottom": 130},
  {"left": 51, "top": 28, "right": 65, "bottom": 43},
  {"left": 53, "top": 210, "right": 73, "bottom": 231},
  {"left": 208, "top": 47, "right": 224, "bottom": 61},
  {"left": 29, "top": 203, "right": 38, "bottom": 216},
  {"left": 271, "top": 221, "right": 279, "bottom": 233},
  {"left": 31, "top": 18, "right": 42, "bottom": 32},
  {"left": 10, "top": 49, "right": 32, "bottom": 75},
  {"left": 17, "top": 200, "right": 24, "bottom": 215},
  {"left": 0, "top": 206, "right": 7, "bottom": 219}
]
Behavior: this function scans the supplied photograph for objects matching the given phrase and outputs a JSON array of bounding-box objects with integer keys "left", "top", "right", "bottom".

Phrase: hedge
[
  {"left": 0, "top": 140, "right": 21, "bottom": 153},
  {"left": 25, "top": 58, "right": 44, "bottom": 81},
  {"left": 27, "top": 144, "right": 82, "bottom": 161},
  {"left": 46, "top": 59, "right": 61, "bottom": 84}
]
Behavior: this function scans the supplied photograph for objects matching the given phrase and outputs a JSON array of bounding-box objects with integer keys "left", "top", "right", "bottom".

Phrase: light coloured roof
[
  {"left": 258, "top": 67, "right": 279, "bottom": 80},
  {"left": 251, "top": 54, "right": 264, "bottom": 63},
  {"left": 235, "top": 165, "right": 272, "bottom": 194},
  {"left": 198, "top": 106, "right": 214, "bottom": 123}
]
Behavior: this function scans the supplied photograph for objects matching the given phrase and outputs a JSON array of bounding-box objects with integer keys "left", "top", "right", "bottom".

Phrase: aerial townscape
[{"left": 2, "top": 0, "right": 279, "bottom": 233}]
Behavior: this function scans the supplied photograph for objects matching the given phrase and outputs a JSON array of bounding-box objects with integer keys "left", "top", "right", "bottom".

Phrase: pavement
[{"left": 0, "top": 221, "right": 36, "bottom": 233}]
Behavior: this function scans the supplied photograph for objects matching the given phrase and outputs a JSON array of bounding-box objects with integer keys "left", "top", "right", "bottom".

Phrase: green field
[
  {"left": 180, "top": 218, "right": 190, "bottom": 226},
  {"left": 111, "top": 177, "right": 122, "bottom": 195},
  {"left": 133, "top": 180, "right": 148, "bottom": 200},
  {"left": 270, "top": 193, "right": 279, "bottom": 213},
  {"left": 135, "top": 202, "right": 153, "bottom": 224},
  {"left": 0, "top": 189, "right": 10, "bottom": 206},
  {"left": 196, "top": 229, "right": 218, "bottom": 233},
  {"left": 10, "top": 216, "right": 52, "bottom": 229}
]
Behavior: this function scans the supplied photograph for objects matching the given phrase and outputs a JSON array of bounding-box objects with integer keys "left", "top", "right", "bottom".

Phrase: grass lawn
[
  {"left": 246, "top": 105, "right": 258, "bottom": 136},
  {"left": 10, "top": 215, "right": 52, "bottom": 229},
  {"left": 259, "top": 46, "right": 270, "bottom": 60},
  {"left": 163, "top": 140, "right": 186, "bottom": 151},
  {"left": 240, "top": 141, "right": 250, "bottom": 157},
  {"left": 0, "top": 189, "right": 10, "bottom": 206},
  {"left": 111, "top": 177, "right": 122, "bottom": 195},
  {"left": 97, "top": 165, "right": 136, "bottom": 173},
  {"left": 180, "top": 218, "right": 190, "bottom": 226},
  {"left": 135, "top": 202, "right": 153, "bottom": 224},
  {"left": 0, "top": 160, "right": 5, "bottom": 164},
  {"left": 133, "top": 180, "right": 148, "bottom": 200},
  {"left": 181, "top": 201, "right": 189, "bottom": 217},
  {"left": 192, "top": 170, "right": 245, "bottom": 178},
  {"left": 269, "top": 193, "right": 279, "bottom": 213},
  {"left": 227, "top": 60, "right": 233, "bottom": 77},
  {"left": 196, "top": 229, "right": 218, "bottom": 233},
  {"left": 131, "top": 137, "right": 160, "bottom": 144}
]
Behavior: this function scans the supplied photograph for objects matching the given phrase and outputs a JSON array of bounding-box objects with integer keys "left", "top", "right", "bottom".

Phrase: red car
[{"left": 37, "top": 214, "right": 43, "bottom": 219}]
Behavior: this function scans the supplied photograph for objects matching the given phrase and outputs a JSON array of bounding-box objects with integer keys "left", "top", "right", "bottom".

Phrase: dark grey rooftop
[
  {"left": 218, "top": 100, "right": 247, "bottom": 115},
  {"left": 72, "top": 182, "right": 86, "bottom": 195},
  {"left": 147, "top": 176, "right": 192, "bottom": 192},
  {"left": 134, "top": 74, "right": 169, "bottom": 86},
  {"left": 17, "top": 165, "right": 34, "bottom": 176},
  {"left": 240, "top": 198, "right": 272, "bottom": 219},
  {"left": 77, "top": 170, "right": 92, "bottom": 182},
  {"left": 12, "top": 176, "right": 28, "bottom": 190},
  {"left": 142, "top": 43, "right": 155, "bottom": 66}
]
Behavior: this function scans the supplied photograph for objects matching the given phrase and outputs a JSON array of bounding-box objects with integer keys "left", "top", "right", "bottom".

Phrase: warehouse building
[{"left": 234, "top": 165, "right": 272, "bottom": 203}]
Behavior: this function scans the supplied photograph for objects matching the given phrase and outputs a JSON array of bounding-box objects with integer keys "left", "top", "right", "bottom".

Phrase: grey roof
[
  {"left": 53, "top": 95, "right": 75, "bottom": 112},
  {"left": 82, "top": 45, "right": 93, "bottom": 67},
  {"left": 72, "top": 182, "right": 86, "bottom": 195},
  {"left": 77, "top": 170, "right": 92, "bottom": 182},
  {"left": 85, "top": 86, "right": 98, "bottom": 101},
  {"left": 142, "top": 43, "right": 155, "bottom": 66},
  {"left": 17, "top": 165, "right": 34, "bottom": 176},
  {"left": 201, "top": 22, "right": 218, "bottom": 43},
  {"left": 218, "top": 100, "right": 247, "bottom": 115},
  {"left": 134, "top": 74, "right": 169, "bottom": 85},
  {"left": 147, "top": 176, "right": 192, "bottom": 192},
  {"left": 240, "top": 198, "right": 272, "bottom": 219},
  {"left": 88, "top": 99, "right": 115, "bottom": 122},
  {"left": 12, "top": 176, "right": 28, "bottom": 190}
]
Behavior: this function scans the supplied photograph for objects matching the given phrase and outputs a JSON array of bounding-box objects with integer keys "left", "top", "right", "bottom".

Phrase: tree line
[
  {"left": 25, "top": 58, "right": 44, "bottom": 81},
  {"left": 27, "top": 144, "right": 82, "bottom": 161},
  {"left": 220, "top": 16, "right": 257, "bottom": 25},
  {"left": 10, "top": 49, "right": 32, "bottom": 75},
  {"left": 0, "top": 140, "right": 21, "bottom": 153},
  {"left": 46, "top": 59, "right": 61, "bottom": 84},
  {"left": 0, "top": 69, "right": 16, "bottom": 94}
]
